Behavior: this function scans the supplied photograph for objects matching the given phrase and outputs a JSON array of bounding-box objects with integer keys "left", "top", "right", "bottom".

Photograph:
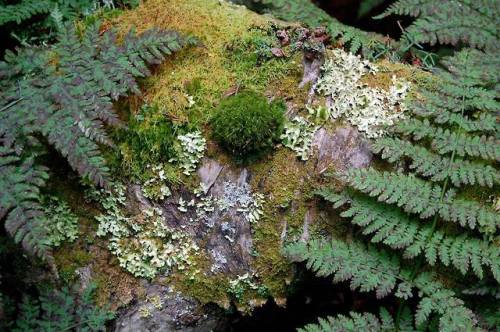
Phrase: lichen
[
  {"left": 89, "top": 185, "right": 199, "bottom": 279},
  {"left": 41, "top": 196, "right": 80, "bottom": 247},
  {"left": 315, "top": 48, "right": 410, "bottom": 138},
  {"left": 281, "top": 116, "right": 318, "bottom": 161},
  {"left": 174, "top": 131, "right": 207, "bottom": 176},
  {"left": 142, "top": 164, "right": 173, "bottom": 201}
]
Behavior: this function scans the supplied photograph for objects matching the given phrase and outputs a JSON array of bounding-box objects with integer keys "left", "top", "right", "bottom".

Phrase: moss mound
[{"left": 211, "top": 92, "right": 285, "bottom": 161}]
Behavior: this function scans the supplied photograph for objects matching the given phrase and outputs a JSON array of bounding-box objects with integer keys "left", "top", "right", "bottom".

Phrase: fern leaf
[
  {"left": 286, "top": 238, "right": 479, "bottom": 330},
  {"left": 317, "top": 190, "right": 500, "bottom": 281},
  {"left": 286, "top": 238, "right": 400, "bottom": 298},
  {"left": 372, "top": 138, "right": 499, "bottom": 187},
  {"left": 0, "top": 146, "right": 49, "bottom": 258},
  {"left": 298, "top": 311, "right": 390, "bottom": 332},
  {"left": 396, "top": 120, "right": 500, "bottom": 161},
  {"left": 343, "top": 168, "right": 499, "bottom": 233},
  {"left": 0, "top": 0, "right": 51, "bottom": 26},
  {"left": 376, "top": 0, "right": 500, "bottom": 51},
  {"left": 0, "top": 23, "right": 188, "bottom": 256}
]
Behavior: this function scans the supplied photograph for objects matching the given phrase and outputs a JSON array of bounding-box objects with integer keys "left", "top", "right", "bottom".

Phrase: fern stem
[{"left": 0, "top": 97, "right": 24, "bottom": 112}]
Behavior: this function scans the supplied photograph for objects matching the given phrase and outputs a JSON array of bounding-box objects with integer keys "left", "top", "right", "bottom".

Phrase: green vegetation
[
  {"left": 0, "top": 22, "right": 188, "bottom": 258},
  {"left": 1, "top": 0, "right": 499, "bottom": 330},
  {"left": 0, "top": 0, "right": 138, "bottom": 45},
  {"left": 377, "top": 0, "right": 499, "bottom": 51},
  {"left": 12, "top": 283, "right": 113, "bottom": 331},
  {"left": 41, "top": 196, "right": 80, "bottom": 247},
  {"left": 287, "top": 48, "right": 499, "bottom": 331},
  {"left": 211, "top": 91, "right": 286, "bottom": 161}
]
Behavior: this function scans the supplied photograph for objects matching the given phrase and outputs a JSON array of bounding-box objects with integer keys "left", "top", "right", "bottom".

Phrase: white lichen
[
  {"left": 315, "top": 49, "right": 410, "bottom": 138},
  {"left": 174, "top": 131, "right": 206, "bottom": 175},
  {"left": 281, "top": 116, "right": 318, "bottom": 161},
  {"left": 90, "top": 185, "right": 199, "bottom": 279},
  {"left": 142, "top": 164, "right": 172, "bottom": 201}
]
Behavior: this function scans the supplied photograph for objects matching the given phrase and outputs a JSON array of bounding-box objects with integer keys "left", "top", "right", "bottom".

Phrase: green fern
[
  {"left": 376, "top": 0, "right": 500, "bottom": 51},
  {"left": 0, "top": 146, "right": 49, "bottom": 258},
  {"left": 0, "top": 0, "right": 51, "bottom": 26},
  {"left": 291, "top": 47, "right": 498, "bottom": 330},
  {"left": 13, "top": 283, "right": 113, "bottom": 331},
  {"left": 341, "top": 168, "right": 498, "bottom": 234},
  {"left": 0, "top": 23, "right": 188, "bottom": 257},
  {"left": 317, "top": 190, "right": 499, "bottom": 281},
  {"left": 286, "top": 239, "right": 479, "bottom": 330},
  {"left": 372, "top": 138, "right": 499, "bottom": 187},
  {"left": 298, "top": 308, "right": 402, "bottom": 332}
]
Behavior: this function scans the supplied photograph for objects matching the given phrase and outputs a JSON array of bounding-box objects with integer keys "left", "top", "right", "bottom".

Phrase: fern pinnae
[
  {"left": 317, "top": 190, "right": 500, "bottom": 281},
  {"left": 376, "top": 0, "right": 500, "bottom": 51},
  {"left": 286, "top": 239, "right": 479, "bottom": 330},
  {"left": 0, "top": 23, "right": 189, "bottom": 257},
  {"left": 372, "top": 137, "right": 499, "bottom": 187}
]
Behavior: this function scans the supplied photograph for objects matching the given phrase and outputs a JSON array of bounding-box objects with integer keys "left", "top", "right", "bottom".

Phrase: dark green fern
[
  {"left": 287, "top": 239, "right": 479, "bottom": 331},
  {"left": 298, "top": 307, "right": 408, "bottom": 332},
  {"left": 0, "top": 23, "right": 188, "bottom": 258},
  {"left": 13, "top": 283, "right": 113, "bottom": 331},
  {"left": 0, "top": 0, "right": 51, "bottom": 26},
  {"left": 376, "top": 0, "right": 500, "bottom": 52}
]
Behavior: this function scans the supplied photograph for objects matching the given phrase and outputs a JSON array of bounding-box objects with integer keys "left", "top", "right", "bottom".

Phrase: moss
[
  {"left": 247, "top": 148, "right": 317, "bottom": 298},
  {"left": 360, "top": 58, "right": 430, "bottom": 91},
  {"left": 211, "top": 91, "right": 286, "bottom": 162},
  {"left": 54, "top": 247, "right": 92, "bottom": 282},
  {"left": 166, "top": 251, "right": 231, "bottom": 308}
]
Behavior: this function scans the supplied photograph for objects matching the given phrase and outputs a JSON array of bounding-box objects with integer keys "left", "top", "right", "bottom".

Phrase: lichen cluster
[
  {"left": 89, "top": 184, "right": 199, "bottom": 279},
  {"left": 316, "top": 49, "right": 410, "bottom": 137},
  {"left": 174, "top": 131, "right": 207, "bottom": 175},
  {"left": 142, "top": 164, "right": 172, "bottom": 201},
  {"left": 281, "top": 116, "right": 318, "bottom": 161},
  {"left": 41, "top": 196, "right": 79, "bottom": 247}
]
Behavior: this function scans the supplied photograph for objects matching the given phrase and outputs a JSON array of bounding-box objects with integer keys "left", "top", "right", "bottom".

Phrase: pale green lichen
[
  {"left": 281, "top": 116, "right": 318, "bottom": 161},
  {"left": 89, "top": 184, "right": 199, "bottom": 279},
  {"left": 173, "top": 131, "right": 207, "bottom": 175},
  {"left": 228, "top": 273, "right": 267, "bottom": 302},
  {"left": 41, "top": 196, "right": 79, "bottom": 247},
  {"left": 142, "top": 164, "right": 172, "bottom": 201},
  {"left": 316, "top": 49, "right": 410, "bottom": 138}
]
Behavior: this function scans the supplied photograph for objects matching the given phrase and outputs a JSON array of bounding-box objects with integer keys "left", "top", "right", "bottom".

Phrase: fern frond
[
  {"left": 372, "top": 137, "right": 499, "bottom": 187},
  {"left": 343, "top": 168, "right": 499, "bottom": 233},
  {"left": 317, "top": 190, "right": 500, "bottom": 281},
  {"left": 0, "top": 23, "right": 188, "bottom": 256},
  {"left": 377, "top": 0, "right": 500, "bottom": 51},
  {"left": 286, "top": 238, "right": 401, "bottom": 298},
  {"left": 0, "top": 0, "right": 51, "bottom": 26},
  {"left": 395, "top": 120, "right": 499, "bottom": 161},
  {"left": 286, "top": 238, "right": 479, "bottom": 330},
  {"left": 298, "top": 309, "right": 397, "bottom": 332},
  {"left": 0, "top": 146, "right": 49, "bottom": 257}
]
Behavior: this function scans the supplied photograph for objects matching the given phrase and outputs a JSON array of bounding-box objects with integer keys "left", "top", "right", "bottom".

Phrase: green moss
[
  {"left": 211, "top": 91, "right": 286, "bottom": 162},
  {"left": 54, "top": 247, "right": 92, "bottom": 282}
]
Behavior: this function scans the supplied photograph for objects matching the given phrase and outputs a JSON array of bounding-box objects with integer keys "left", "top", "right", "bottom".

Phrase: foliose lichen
[
  {"left": 89, "top": 184, "right": 199, "bottom": 279},
  {"left": 281, "top": 116, "right": 318, "bottom": 161},
  {"left": 315, "top": 49, "right": 410, "bottom": 138},
  {"left": 173, "top": 131, "right": 207, "bottom": 175},
  {"left": 41, "top": 196, "right": 79, "bottom": 247}
]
